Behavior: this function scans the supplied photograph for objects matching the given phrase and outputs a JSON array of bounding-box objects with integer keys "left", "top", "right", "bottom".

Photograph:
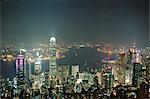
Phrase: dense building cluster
[{"left": 0, "top": 37, "right": 150, "bottom": 99}]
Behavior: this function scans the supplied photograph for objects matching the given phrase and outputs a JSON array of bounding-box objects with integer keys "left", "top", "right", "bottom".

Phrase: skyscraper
[
  {"left": 35, "top": 61, "right": 41, "bottom": 75},
  {"left": 132, "top": 62, "right": 142, "bottom": 86},
  {"left": 72, "top": 65, "right": 79, "bottom": 78},
  {"left": 49, "top": 36, "right": 57, "bottom": 77},
  {"left": 32, "top": 60, "right": 44, "bottom": 90},
  {"left": 16, "top": 53, "right": 26, "bottom": 77}
]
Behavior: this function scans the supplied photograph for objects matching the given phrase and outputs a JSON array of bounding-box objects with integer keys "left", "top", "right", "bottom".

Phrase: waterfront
[
  {"left": 1, "top": 0, "right": 149, "bottom": 98},
  {"left": 0, "top": 47, "right": 117, "bottom": 80}
]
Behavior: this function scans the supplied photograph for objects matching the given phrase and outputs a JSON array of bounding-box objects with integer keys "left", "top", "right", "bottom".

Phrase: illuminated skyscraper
[
  {"left": 49, "top": 36, "right": 57, "bottom": 76},
  {"left": 32, "top": 60, "right": 44, "bottom": 90},
  {"left": 16, "top": 53, "right": 26, "bottom": 77},
  {"left": 35, "top": 61, "right": 41, "bottom": 75},
  {"left": 132, "top": 63, "right": 142, "bottom": 86},
  {"left": 72, "top": 65, "right": 79, "bottom": 78},
  {"left": 27, "top": 58, "right": 32, "bottom": 80}
]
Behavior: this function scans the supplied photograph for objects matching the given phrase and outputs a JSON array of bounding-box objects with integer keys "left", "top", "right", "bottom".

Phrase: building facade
[
  {"left": 49, "top": 37, "right": 57, "bottom": 77},
  {"left": 16, "top": 53, "right": 26, "bottom": 77}
]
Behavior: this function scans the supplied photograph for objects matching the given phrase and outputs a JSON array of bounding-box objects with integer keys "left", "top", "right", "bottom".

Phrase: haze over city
[{"left": 1, "top": 0, "right": 149, "bottom": 47}]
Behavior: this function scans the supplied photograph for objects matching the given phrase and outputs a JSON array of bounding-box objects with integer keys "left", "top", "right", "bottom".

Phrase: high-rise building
[
  {"left": 72, "top": 65, "right": 79, "bottom": 78},
  {"left": 49, "top": 36, "right": 57, "bottom": 77},
  {"left": 27, "top": 58, "right": 32, "bottom": 80},
  {"left": 35, "top": 61, "right": 41, "bottom": 75},
  {"left": 32, "top": 61, "right": 45, "bottom": 90},
  {"left": 132, "top": 63, "right": 142, "bottom": 87},
  {"left": 125, "top": 50, "right": 133, "bottom": 84},
  {"left": 16, "top": 53, "right": 26, "bottom": 77},
  {"left": 57, "top": 65, "right": 69, "bottom": 78}
]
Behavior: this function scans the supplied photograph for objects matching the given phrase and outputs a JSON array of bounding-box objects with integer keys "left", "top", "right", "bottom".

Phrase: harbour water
[{"left": 0, "top": 47, "right": 117, "bottom": 80}]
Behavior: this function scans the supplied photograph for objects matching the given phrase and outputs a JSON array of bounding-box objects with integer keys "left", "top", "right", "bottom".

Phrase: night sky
[{"left": 1, "top": 0, "right": 149, "bottom": 47}]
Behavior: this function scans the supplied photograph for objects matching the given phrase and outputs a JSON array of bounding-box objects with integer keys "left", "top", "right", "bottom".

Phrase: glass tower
[{"left": 49, "top": 37, "right": 57, "bottom": 77}]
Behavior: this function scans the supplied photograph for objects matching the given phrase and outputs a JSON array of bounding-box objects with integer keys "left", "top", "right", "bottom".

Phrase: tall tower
[
  {"left": 35, "top": 61, "right": 41, "bottom": 75},
  {"left": 27, "top": 58, "right": 32, "bottom": 80},
  {"left": 49, "top": 36, "right": 57, "bottom": 77},
  {"left": 16, "top": 52, "right": 26, "bottom": 78}
]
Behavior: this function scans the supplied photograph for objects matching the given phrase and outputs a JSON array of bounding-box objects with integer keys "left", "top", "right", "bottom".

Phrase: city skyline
[
  {"left": 1, "top": 0, "right": 149, "bottom": 47},
  {"left": 0, "top": 1, "right": 150, "bottom": 97}
]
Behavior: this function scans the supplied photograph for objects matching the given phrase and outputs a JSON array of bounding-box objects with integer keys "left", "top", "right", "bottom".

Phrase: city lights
[{"left": 1, "top": 0, "right": 149, "bottom": 98}]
